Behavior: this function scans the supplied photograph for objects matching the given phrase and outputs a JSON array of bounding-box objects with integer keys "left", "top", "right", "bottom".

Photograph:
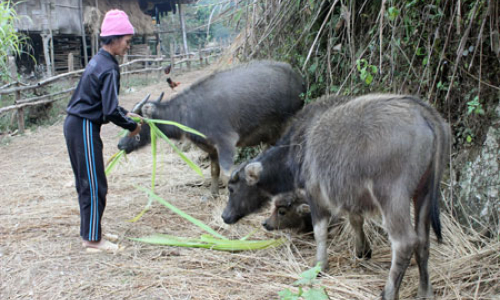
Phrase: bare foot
[{"left": 82, "top": 239, "right": 120, "bottom": 253}]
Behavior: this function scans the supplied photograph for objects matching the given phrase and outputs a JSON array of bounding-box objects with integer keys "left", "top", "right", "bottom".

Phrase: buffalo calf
[{"left": 262, "top": 189, "right": 313, "bottom": 233}]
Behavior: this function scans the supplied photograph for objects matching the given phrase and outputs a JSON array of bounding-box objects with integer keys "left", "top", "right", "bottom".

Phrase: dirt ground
[{"left": 1, "top": 65, "right": 499, "bottom": 300}]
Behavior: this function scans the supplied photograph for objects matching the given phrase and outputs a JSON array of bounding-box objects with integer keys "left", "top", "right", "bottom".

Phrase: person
[{"left": 64, "top": 9, "right": 141, "bottom": 252}]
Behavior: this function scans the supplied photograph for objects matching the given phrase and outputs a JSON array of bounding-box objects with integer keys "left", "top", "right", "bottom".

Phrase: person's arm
[{"left": 100, "top": 69, "right": 138, "bottom": 132}]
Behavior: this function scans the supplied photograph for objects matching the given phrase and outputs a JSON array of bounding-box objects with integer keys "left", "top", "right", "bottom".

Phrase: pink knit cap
[{"left": 100, "top": 9, "right": 135, "bottom": 37}]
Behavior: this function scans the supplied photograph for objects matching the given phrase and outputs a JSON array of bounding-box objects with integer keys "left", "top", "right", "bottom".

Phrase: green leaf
[
  {"left": 293, "top": 264, "right": 322, "bottom": 286},
  {"left": 330, "top": 85, "right": 340, "bottom": 93},
  {"left": 302, "top": 288, "right": 329, "bottom": 300},
  {"left": 356, "top": 59, "right": 363, "bottom": 71},
  {"left": 136, "top": 186, "right": 228, "bottom": 239},
  {"left": 150, "top": 123, "right": 204, "bottom": 177},
  {"left": 105, "top": 150, "right": 126, "bottom": 175},
  {"left": 308, "top": 62, "right": 318, "bottom": 74},
  {"left": 128, "top": 203, "right": 152, "bottom": 223},
  {"left": 360, "top": 70, "right": 367, "bottom": 81},
  {"left": 131, "top": 232, "right": 284, "bottom": 251},
  {"left": 388, "top": 7, "right": 400, "bottom": 21},
  {"left": 278, "top": 289, "right": 300, "bottom": 300},
  {"left": 145, "top": 118, "right": 206, "bottom": 138},
  {"left": 151, "top": 124, "right": 157, "bottom": 192},
  {"left": 466, "top": 135, "right": 472, "bottom": 143},
  {"left": 365, "top": 73, "right": 373, "bottom": 85}
]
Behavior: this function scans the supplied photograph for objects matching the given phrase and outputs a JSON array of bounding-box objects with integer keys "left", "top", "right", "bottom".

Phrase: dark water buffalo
[
  {"left": 262, "top": 189, "right": 313, "bottom": 233},
  {"left": 223, "top": 94, "right": 450, "bottom": 300},
  {"left": 118, "top": 61, "right": 305, "bottom": 195}
]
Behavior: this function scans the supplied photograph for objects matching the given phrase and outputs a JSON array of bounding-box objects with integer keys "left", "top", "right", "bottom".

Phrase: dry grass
[
  {"left": 82, "top": 0, "right": 156, "bottom": 35},
  {"left": 1, "top": 66, "right": 499, "bottom": 300}
]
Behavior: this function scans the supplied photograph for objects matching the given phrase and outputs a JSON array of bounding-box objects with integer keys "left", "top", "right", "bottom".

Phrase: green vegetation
[
  {"left": 226, "top": 0, "right": 500, "bottom": 229},
  {"left": 132, "top": 186, "right": 285, "bottom": 251},
  {"left": 0, "top": 0, "right": 32, "bottom": 83},
  {"left": 279, "top": 264, "right": 329, "bottom": 300},
  {"left": 106, "top": 117, "right": 206, "bottom": 222},
  {"left": 158, "top": 0, "right": 238, "bottom": 52},
  {"left": 106, "top": 119, "right": 285, "bottom": 252}
]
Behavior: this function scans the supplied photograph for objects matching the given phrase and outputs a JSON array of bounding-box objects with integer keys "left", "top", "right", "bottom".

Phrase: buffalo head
[
  {"left": 117, "top": 93, "right": 163, "bottom": 153},
  {"left": 221, "top": 161, "right": 272, "bottom": 224}
]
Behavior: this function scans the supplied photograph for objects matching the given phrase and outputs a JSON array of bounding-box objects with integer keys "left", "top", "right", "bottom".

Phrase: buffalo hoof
[{"left": 356, "top": 247, "right": 372, "bottom": 260}]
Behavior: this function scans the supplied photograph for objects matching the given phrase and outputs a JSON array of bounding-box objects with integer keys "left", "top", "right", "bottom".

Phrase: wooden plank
[{"left": 16, "top": 88, "right": 24, "bottom": 134}]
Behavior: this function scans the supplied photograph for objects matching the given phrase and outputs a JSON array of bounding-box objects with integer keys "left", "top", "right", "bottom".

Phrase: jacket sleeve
[{"left": 100, "top": 69, "right": 138, "bottom": 132}]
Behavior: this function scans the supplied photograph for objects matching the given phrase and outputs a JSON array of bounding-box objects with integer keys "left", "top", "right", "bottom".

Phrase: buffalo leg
[
  {"left": 313, "top": 217, "right": 330, "bottom": 272},
  {"left": 309, "top": 185, "right": 331, "bottom": 272},
  {"left": 209, "top": 152, "right": 220, "bottom": 197},
  {"left": 349, "top": 213, "right": 372, "bottom": 259},
  {"left": 414, "top": 192, "right": 434, "bottom": 299},
  {"left": 380, "top": 192, "right": 418, "bottom": 300}
]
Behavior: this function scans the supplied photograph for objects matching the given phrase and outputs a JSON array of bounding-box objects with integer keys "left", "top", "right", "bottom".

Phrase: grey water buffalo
[
  {"left": 223, "top": 94, "right": 450, "bottom": 300},
  {"left": 222, "top": 95, "right": 350, "bottom": 223},
  {"left": 262, "top": 189, "right": 313, "bottom": 233},
  {"left": 118, "top": 61, "right": 305, "bottom": 196}
]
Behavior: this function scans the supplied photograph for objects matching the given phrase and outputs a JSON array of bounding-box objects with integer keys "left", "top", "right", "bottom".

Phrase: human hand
[
  {"left": 127, "top": 112, "right": 144, "bottom": 123},
  {"left": 128, "top": 123, "right": 141, "bottom": 137}
]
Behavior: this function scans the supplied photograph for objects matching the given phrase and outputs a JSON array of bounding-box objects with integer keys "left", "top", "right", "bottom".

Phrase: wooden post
[
  {"left": 145, "top": 52, "right": 150, "bottom": 82},
  {"left": 178, "top": 2, "right": 189, "bottom": 58},
  {"left": 90, "top": 33, "right": 97, "bottom": 57},
  {"left": 68, "top": 53, "right": 75, "bottom": 72},
  {"left": 8, "top": 56, "right": 24, "bottom": 133},
  {"left": 198, "top": 44, "right": 203, "bottom": 67},
  {"left": 157, "top": 43, "right": 162, "bottom": 81},
  {"left": 47, "top": 0, "right": 56, "bottom": 76},
  {"left": 16, "top": 88, "right": 24, "bottom": 134},
  {"left": 41, "top": 33, "right": 53, "bottom": 77},
  {"left": 79, "top": 0, "right": 89, "bottom": 66},
  {"left": 8, "top": 56, "right": 17, "bottom": 81},
  {"left": 122, "top": 54, "right": 129, "bottom": 87},
  {"left": 170, "top": 43, "right": 175, "bottom": 75}
]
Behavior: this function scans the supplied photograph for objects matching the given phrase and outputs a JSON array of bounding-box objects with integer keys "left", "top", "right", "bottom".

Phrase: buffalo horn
[
  {"left": 156, "top": 92, "right": 165, "bottom": 103},
  {"left": 132, "top": 93, "right": 151, "bottom": 114}
]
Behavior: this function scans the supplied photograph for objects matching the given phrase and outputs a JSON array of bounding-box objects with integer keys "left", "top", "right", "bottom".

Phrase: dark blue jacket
[{"left": 67, "top": 49, "right": 137, "bottom": 131}]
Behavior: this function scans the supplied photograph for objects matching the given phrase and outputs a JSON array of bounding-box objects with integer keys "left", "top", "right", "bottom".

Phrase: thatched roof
[
  {"left": 82, "top": 0, "right": 198, "bottom": 35},
  {"left": 82, "top": 0, "right": 156, "bottom": 35}
]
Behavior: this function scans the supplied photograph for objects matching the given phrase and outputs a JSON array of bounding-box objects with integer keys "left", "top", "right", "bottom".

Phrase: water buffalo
[
  {"left": 223, "top": 94, "right": 450, "bottom": 300},
  {"left": 118, "top": 61, "right": 305, "bottom": 196},
  {"left": 222, "top": 95, "right": 350, "bottom": 223},
  {"left": 262, "top": 189, "right": 313, "bottom": 233}
]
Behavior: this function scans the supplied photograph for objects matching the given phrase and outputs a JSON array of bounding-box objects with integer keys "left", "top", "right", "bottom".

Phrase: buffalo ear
[
  {"left": 296, "top": 203, "right": 311, "bottom": 216},
  {"left": 230, "top": 169, "right": 239, "bottom": 182},
  {"left": 244, "top": 162, "right": 263, "bottom": 186},
  {"left": 297, "top": 188, "right": 307, "bottom": 199}
]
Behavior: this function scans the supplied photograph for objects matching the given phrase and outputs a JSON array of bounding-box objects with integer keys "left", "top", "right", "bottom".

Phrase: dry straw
[
  {"left": 108, "top": 117, "right": 284, "bottom": 252},
  {"left": 1, "top": 76, "right": 499, "bottom": 299}
]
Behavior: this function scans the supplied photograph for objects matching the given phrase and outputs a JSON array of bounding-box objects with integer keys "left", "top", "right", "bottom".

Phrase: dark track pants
[{"left": 64, "top": 115, "right": 107, "bottom": 242}]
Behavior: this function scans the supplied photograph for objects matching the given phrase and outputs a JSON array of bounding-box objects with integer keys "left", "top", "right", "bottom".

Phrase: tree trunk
[
  {"left": 178, "top": 1, "right": 189, "bottom": 55},
  {"left": 41, "top": 33, "right": 53, "bottom": 77},
  {"left": 79, "top": 0, "right": 88, "bottom": 66}
]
